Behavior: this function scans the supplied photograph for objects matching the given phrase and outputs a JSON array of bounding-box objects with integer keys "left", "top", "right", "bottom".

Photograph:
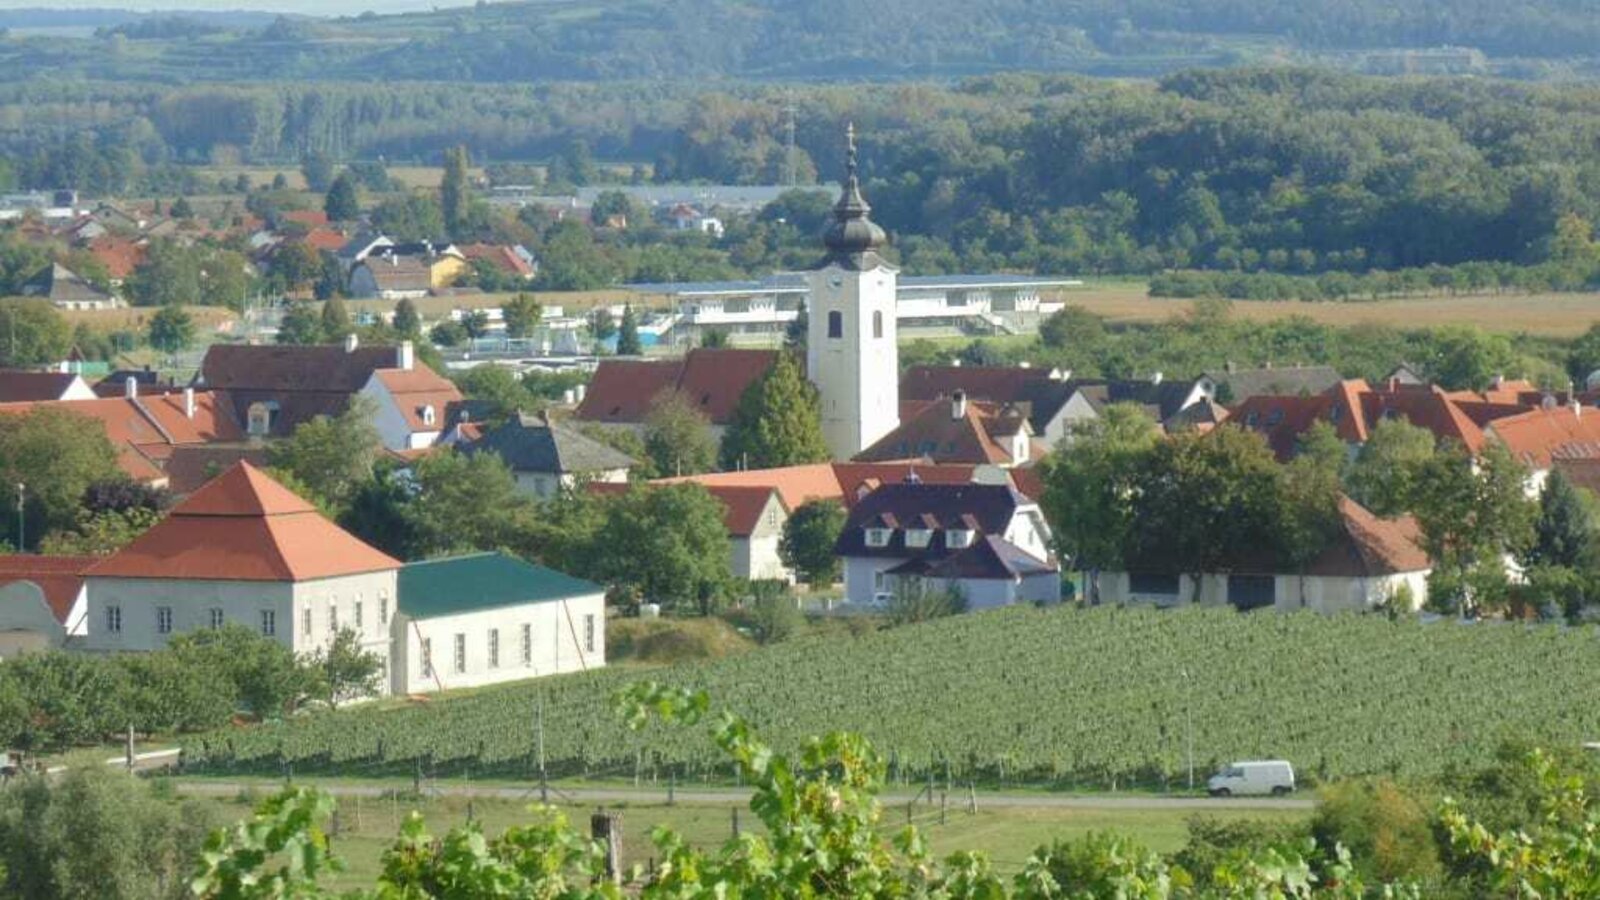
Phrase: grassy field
[
  {"left": 1059, "top": 283, "right": 1600, "bottom": 337},
  {"left": 191, "top": 789, "right": 1306, "bottom": 888}
]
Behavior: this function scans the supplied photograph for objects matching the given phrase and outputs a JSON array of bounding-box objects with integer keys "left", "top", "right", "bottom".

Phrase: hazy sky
[{"left": 0, "top": 0, "right": 469, "bottom": 15}]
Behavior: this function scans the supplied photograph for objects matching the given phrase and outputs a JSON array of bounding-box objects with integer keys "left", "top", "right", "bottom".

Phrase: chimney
[
  {"left": 1018, "top": 361, "right": 1031, "bottom": 369},
  {"left": 563, "top": 388, "right": 576, "bottom": 405},
  {"left": 575, "top": 383, "right": 587, "bottom": 403},
  {"left": 1573, "top": 398, "right": 1583, "bottom": 419},
  {"left": 183, "top": 387, "right": 195, "bottom": 419},
  {"left": 124, "top": 376, "right": 137, "bottom": 399},
  {"left": 1493, "top": 374, "right": 1505, "bottom": 390},
  {"left": 951, "top": 389, "right": 968, "bottom": 420},
  {"left": 951, "top": 358, "right": 962, "bottom": 368},
  {"left": 397, "top": 340, "right": 415, "bottom": 371},
  {"left": 1150, "top": 371, "right": 1164, "bottom": 385},
  {"left": 344, "top": 332, "right": 359, "bottom": 353}
]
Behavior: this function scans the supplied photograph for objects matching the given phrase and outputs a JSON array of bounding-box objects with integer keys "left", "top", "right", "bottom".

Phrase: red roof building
[
  {"left": 854, "top": 393, "right": 1033, "bottom": 467},
  {"left": 1487, "top": 404, "right": 1600, "bottom": 470},
  {"left": 574, "top": 348, "right": 778, "bottom": 427}
]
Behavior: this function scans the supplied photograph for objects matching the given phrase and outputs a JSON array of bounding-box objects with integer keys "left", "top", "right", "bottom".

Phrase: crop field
[
  {"left": 1061, "top": 284, "right": 1600, "bottom": 338},
  {"left": 183, "top": 606, "right": 1600, "bottom": 789}
]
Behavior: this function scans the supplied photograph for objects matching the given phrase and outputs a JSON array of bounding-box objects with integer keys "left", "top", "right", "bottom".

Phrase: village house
[
  {"left": 464, "top": 412, "right": 634, "bottom": 499},
  {"left": 0, "top": 383, "right": 244, "bottom": 487},
  {"left": 82, "top": 463, "right": 403, "bottom": 691},
  {"left": 19, "top": 262, "right": 121, "bottom": 310},
  {"left": 0, "top": 555, "right": 93, "bottom": 657},
  {"left": 835, "top": 479, "right": 1058, "bottom": 609},
  {"left": 459, "top": 243, "right": 538, "bottom": 281},
  {"left": 705, "top": 485, "right": 790, "bottom": 581},
  {"left": 348, "top": 255, "right": 434, "bottom": 300},
  {"left": 573, "top": 347, "right": 779, "bottom": 443},
  {"left": 1485, "top": 401, "right": 1600, "bottom": 494},
  {"left": 198, "top": 339, "right": 458, "bottom": 446},
  {"left": 0, "top": 369, "right": 96, "bottom": 403},
  {"left": 854, "top": 392, "right": 1037, "bottom": 467},
  {"left": 390, "top": 552, "right": 605, "bottom": 695},
  {"left": 1098, "top": 497, "right": 1431, "bottom": 614}
]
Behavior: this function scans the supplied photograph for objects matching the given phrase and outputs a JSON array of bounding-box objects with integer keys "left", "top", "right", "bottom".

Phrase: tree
[
  {"left": 0, "top": 408, "right": 120, "bottom": 550},
  {"left": 0, "top": 766, "right": 218, "bottom": 900},
  {"left": 1279, "top": 423, "right": 1347, "bottom": 605},
  {"left": 430, "top": 319, "right": 466, "bottom": 347},
  {"left": 460, "top": 308, "right": 491, "bottom": 340},
  {"left": 587, "top": 484, "right": 730, "bottom": 612},
  {"left": 1129, "top": 425, "right": 1284, "bottom": 604},
  {"left": 300, "top": 151, "right": 335, "bottom": 193},
  {"left": 323, "top": 171, "right": 360, "bottom": 222},
  {"left": 886, "top": 577, "right": 966, "bottom": 625},
  {"left": 589, "top": 189, "right": 632, "bottom": 226},
  {"left": 1038, "top": 304, "right": 1106, "bottom": 350},
  {"left": 1345, "top": 418, "right": 1436, "bottom": 516},
  {"left": 501, "top": 291, "right": 542, "bottom": 339},
  {"left": 169, "top": 195, "right": 194, "bottom": 219},
  {"left": 265, "top": 398, "right": 381, "bottom": 512},
  {"left": 1039, "top": 404, "right": 1160, "bottom": 603},
  {"left": 744, "top": 579, "right": 801, "bottom": 644},
  {"left": 305, "top": 628, "right": 383, "bottom": 709},
  {"left": 404, "top": 451, "right": 529, "bottom": 558},
  {"left": 1525, "top": 469, "right": 1597, "bottom": 571},
  {"left": 166, "top": 625, "right": 310, "bottom": 719},
  {"left": 700, "top": 327, "right": 729, "bottom": 349},
  {"left": 1427, "top": 327, "right": 1519, "bottom": 391},
  {"left": 440, "top": 145, "right": 471, "bottom": 239},
  {"left": 39, "top": 506, "right": 159, "bottom": 556},
  {"left": 643, "top": 391, "right": 718, "bottom": 477},
  {"left": 1410, "top": 441, "right": 1536, "bottom": 615},
  {"left": 780, "top": 500, "right": 847, "bottom": 587},
  {"left": 784, "top": 300, "right": 808, "bottom": 352},
  {"left": 392, "top": 297, "right": 421, "bottom": 337},
  {"left": 146, "top": 303, "right": 194, "bottom": 355},
  {"left": 319, "top": 296, "right": 352, "bottom": 341},
  {"left": 588, "top": 306, "right": 617, "bottom": 343},
  {"left": 272, "top": 240, "right": 322, "bottom": 294},
  {"left": 370, "top": 194, "right": 445, "bottom": 242},
  {"left": 276, "top": 301, "right": 324, "bottom": 345},
  {"left": 720, "top": 352, "right": 829, "bottom": 470},
  {"left": 0, "top": 299, "right": 70, "bottom": 367},
  {"left": 616, "top": 304, "right": 642, "bottom": 355}
]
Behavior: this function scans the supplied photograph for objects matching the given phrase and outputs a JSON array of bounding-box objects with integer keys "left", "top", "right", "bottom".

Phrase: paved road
[{"left": 171, "top": 779, "right": 1313, "bottom": 811}]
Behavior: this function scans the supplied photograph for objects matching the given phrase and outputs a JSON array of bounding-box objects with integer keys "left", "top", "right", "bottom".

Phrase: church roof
[{"left": 820, "top": 124, "right": 891, "bottom": 271}]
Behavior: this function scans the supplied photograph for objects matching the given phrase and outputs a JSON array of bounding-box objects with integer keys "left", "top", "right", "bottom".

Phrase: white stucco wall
[
  {"left": 807, "top": 261, "right": 900, "bottom": 459},
  {"left": 843, "top": 556, "right": 901, "bottom": 605},
  {"left": 513, "top": 468, "right": 629, "bottom": 501},
  {"left": 390, "top": 592, "right": 606, "bottom": 695},
  {"left": 359, "top": 376, "right": 441, "bottom": 452},
  {"left": 1101, "top": 570, "right": 1428, "bottom": 614},
  {"left": 0, "top": 581, "right": 70, "bottom": 657}
]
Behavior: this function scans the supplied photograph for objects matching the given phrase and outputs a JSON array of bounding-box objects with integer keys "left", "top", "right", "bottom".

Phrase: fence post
[
  {"left": 967, "top": 782, "right": 977, "bottom": 815},
  {"left": 125, "top": 723, "right": 135, "bottom": 771},
  {"left": 731, "top": 807, "right": 741, "bottom": 839},
  {"left": 668, "top": 771, "right": 676, "bottom": 807},
  {"left": 591, "top": 808, "right": 622, "bottom": 885}
]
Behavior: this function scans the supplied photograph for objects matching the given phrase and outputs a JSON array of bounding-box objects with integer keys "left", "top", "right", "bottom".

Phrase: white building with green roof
[{"left": 391, "top": 552, "right": 606, "bottom": 695}]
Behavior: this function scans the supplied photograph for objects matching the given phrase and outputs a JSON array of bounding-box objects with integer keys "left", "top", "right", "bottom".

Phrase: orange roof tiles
[
  {"left": 85, "top": 236, "right": 146, "bottom": 280},
  {"left": 373, "top": 367, "right": 463, "bottom": 433},
  {"left": 1488, "top": 405, "right": 1600, "bottom": 469},
  {"left": 854, "top": 399, "right": 1014, "bottom": 466},
  {"left": 702, "top": 485, "right": 786, "bottom": 536},
  {"left": 1310, "top": 497, "right": 1430, "bottom": 576},
  {"left": 574, "top": 349, "right": 778, "bottom": 426},
  {"left": 87, "top": 462, "right": 401, "bottom": 582},
  {"left": 0, "top": 392, "right": 243, "bottom": 484},
  {"left": 653, "top": 461, "right": 1005, "bottom": 512},
  {"left": 0, "top": 555, "right": 95, "bottom": 624}
]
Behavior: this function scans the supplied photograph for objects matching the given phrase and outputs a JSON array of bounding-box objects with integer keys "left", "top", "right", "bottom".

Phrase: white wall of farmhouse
[{"left": 390, "top": 592, "right": 606, "bottom": 696}]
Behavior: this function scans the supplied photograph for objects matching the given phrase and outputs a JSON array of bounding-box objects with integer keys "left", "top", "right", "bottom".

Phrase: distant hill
[{"left": 0, "top": 0, "right": 1594, "bottom": 82}]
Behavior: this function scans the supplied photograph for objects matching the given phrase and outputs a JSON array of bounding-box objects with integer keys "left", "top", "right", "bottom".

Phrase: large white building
[{"left": 807, "top": 126, "right": 902, "bottom": 460}]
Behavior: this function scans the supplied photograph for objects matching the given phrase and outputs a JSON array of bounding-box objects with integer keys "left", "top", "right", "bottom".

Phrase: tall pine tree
[
  {"left": 1526, "top": 469, "right": 1597, "bottom": 570},
  {"left": 616, "top": 305, "right": 642, "bottom": 355},
  {"left": 320, "top": 296, "right": 351, "bottom": 341},
  {"left": 720, "top": 351, "right": 830, "bottom": 469},
  {"left": 441, "top": 145, "right": 471, "bottom": 240},
  {"left": 324, "top": 172, "right": 360, "bottom": 222}
]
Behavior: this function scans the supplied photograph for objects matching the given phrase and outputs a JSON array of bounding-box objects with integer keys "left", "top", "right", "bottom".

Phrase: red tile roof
[
  {"left": 1231, "top": 380, "right": 1489, "bottom": 462},
  {"left": 1487, "top": 405, "right": 1600, "bottom": 469},
  {"left": 1307, "top": 497, "right": 1430, "bottom": 576},
  {"left": 459, "top": 243, "right": 535, "bottom": 278},
  {"left": 653, "top": 461, "right": 1005, "bottom": 512},
  {"left": 281, "top": 210, "right": 329, "bottom": 228},
  {"left": 854, "top": 399, "right": 1015, "bottom": 465},
  {"left": 901, "top": 365, "right": 1057, "bottom": 404},
  {"left": 300, "top": 228, "right": 347, "bottom": 254},
  {"left": 703, "top": 485, "right": 786, "bottom": 537},
  {"left": 574, "top": 349, "right": 778, "bottom": 426},
  {"left": 0, "top": 555, "right": 95, "bottom": 624},
  {"left": 86, "top": 462, "right": 401, "bottom": 582},
  {"left": 85, "top": 236, "right": 146, "bottom": 280},
  {"left": 0, "top": 392, "right": 243, "bottom": 484},
  {"left": 373, "top": 367, "right": 464, "bottom": 434}
]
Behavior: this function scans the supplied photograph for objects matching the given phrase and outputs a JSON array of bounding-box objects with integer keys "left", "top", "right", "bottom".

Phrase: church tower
[{"left": 807, "top": 124, "right": 899, "bottom": 459}]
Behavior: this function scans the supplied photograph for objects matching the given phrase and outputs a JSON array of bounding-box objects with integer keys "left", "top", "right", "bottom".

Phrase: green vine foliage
[{"left": 188, "top": 684, "right": 1475, "bottom": 898}]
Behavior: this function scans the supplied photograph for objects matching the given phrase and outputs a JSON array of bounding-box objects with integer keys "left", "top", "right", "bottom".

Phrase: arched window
[
  {"left": 872, "top": 310, "right": 884, "bottom": 339},
  {"left": 827, "top": 310, "right": 843, "bottom": 339}
]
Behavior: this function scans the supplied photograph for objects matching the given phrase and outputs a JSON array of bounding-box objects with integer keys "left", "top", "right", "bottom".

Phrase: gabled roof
[
  {"left": 23, "top": 263, "right": 112, "bottom": 304},
  {"left": 162, "top": 445, "right": 271, "bottom": 495},
  {"left": 0, "top": 392, "right": 244, "bottom": 484},
  {"left": 0, "top": 370, "right": 85, "bottom": 402},
  {"left": 835, "top": 481, "right": 1030, "bottom": 559},
  {"left": 86, "top": 462, "right": 400, "bottom": 582},
  {"left": 371, "top": 367, "right": 464, "bottom": 434},
  {"left": 201, "top": 343, "right": 403, "bottom": 394},
  {"left": 574, "top": 349, "right": 778, "bottom": 426},
  {"left": 0, "top": 555, "right": 95, "bottom": 624},
  {"left": 1305, "top": 498, "right": 1430, "bottom": 577},
  {"left": 917, "top": 534, "right": 1058, "bottom": 581},
  {"left": 467, "top": 413, "right": 635, "bottom": 475},
  {"left": 651, "top": 462, "right": 1009, "bottom": 512},
  {"left": 1208, "top": 365, "right": 1342, "bottom": 403},
  {"left": 702, "top": 485, "right": 785, "bottom": 537},
  {"left": 459, "top": 243, "right": 535, "bottom": 278},
  {"left": 398, "top": 552, "right": 600, "bottom": 619},
  {"left": 360, "top": 256, "right": 434, "bottom": 291},
  {"left": 1358, "top": 386, "right": 1484, "bottom": 451},
  {"left": 854, "top": 399, "right": 1015, "bottom": 466},
  {"left": 85, "top": 236, "right": 146, "bottom": 280},
  {"left": 1488, "top": 404, "right": 1600, "bottom": 469}
]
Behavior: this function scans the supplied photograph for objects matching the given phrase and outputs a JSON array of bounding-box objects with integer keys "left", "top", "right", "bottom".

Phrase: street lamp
[{"left": 1181, "top": 665, "right": 1194, "bottom": 792}]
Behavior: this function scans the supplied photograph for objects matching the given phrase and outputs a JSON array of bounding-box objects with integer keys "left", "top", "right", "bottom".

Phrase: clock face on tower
[{"left": 828, "top": 275, "right": 842, "bottom": 290}]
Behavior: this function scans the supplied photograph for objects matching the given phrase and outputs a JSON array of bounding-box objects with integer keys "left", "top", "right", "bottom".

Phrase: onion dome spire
[{"left": 822, "top": 122, "right": 888, "bottom": 259}]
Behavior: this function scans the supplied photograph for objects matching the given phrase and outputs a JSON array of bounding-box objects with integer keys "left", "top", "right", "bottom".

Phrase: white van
[{"left": 1207, "top": 760, "right": 1295, "bottom": 797}]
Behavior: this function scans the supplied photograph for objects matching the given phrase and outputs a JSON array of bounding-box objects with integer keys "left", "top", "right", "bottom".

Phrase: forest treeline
[
  {"left": 11, "top": 69, "right": 1600, "bottom": 282},
  {"left": 0, "top": 0, "right": 1598, "bottom": 83}
]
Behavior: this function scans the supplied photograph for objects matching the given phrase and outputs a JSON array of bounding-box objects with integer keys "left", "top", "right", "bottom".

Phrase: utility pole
[
  {"left": 1181, "top": 666, "right": 1194, "bottom": 791},
  {"left": 13, "top": 483, "right": 23, "bottom": 553},
  {"left": 783, "top": 101, "right": 798, "bottom": 188},
  {"left": 537, "top": 692, "right": 548, "bottom": 804}
]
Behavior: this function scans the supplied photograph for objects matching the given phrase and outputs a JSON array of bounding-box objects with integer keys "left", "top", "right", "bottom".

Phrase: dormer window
[
  {"left": 946, "top": 528, "right": 975, "bottom": 549},
  {"left": 247, "top": 401, "right": 278, "bottom": 436},
  {"left": 865, "top": 527, "right": 893, "bottom": 548},
  {"left": 421, "top": 405, "right": 437, "bottom": 427},
  {"left": 905, "top": 528, "right": 932, "bottom": 548},
  {"left": 1265, "top": 409, "right": 1284, "bottom": 427}
]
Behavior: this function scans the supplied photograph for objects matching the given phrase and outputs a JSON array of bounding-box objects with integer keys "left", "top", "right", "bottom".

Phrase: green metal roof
[{"left": 398, "top": 552, "right": 602, "bottom": 619}]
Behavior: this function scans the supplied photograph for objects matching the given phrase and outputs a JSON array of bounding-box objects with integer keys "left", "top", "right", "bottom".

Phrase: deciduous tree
[
  {"left": 779, "top": 499, "right": 846, "bottom": 587},
  {"left": 719, "top": 352, "right": 829, "bottom": 470}
]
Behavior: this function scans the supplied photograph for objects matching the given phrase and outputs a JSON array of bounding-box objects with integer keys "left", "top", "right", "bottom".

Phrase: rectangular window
[
  {"left": 328, "top": 602, "right": 338, "bottom": 634},
  {"left": 260, "top": 609, "right": 276, "bottom": 637},
  {"left": 454, "top": 633, "right": 466, "bottom": 674},
  {"left": 520, "top": 624, "right": 532, "bottom": 665},
  {"left": 827, "top": 310, "right": 842, "bottom": 339},
  {"left": 421, "top": 638, "right": 433, "bottom": 679},
  {"left": 488, "top": 629, "right": 500, "bottom": 669},
  {"left": 380, "top": 594, "right": 389, "bottom": 626},
  {"left": 208, "top": 608, "right": 224, "bottom": 630},
  {"left": 105, "top": 605, "right": 122, "bottom": 634},
  {"left": 354, "top": 601, "right": 364, "bottom": 631},
  {"left": 302, "top": 607, "right": 313, "bottom": 638},
  {"left": 583, "top": 615, "right": 596, "bottom": 654},
  {"left": 156, "top": 606, "right": 173, "bottom": 635},
  {"left": 1129, "top": 572, "right": 1181, "bottom": 596}
]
